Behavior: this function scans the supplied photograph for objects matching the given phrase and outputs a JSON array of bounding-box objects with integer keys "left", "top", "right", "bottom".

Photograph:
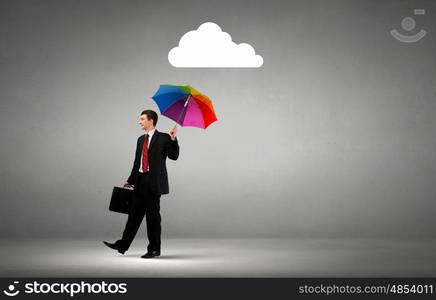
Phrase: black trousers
[{"left": 117, "top": 172, "right": 161, "bottom": 252}]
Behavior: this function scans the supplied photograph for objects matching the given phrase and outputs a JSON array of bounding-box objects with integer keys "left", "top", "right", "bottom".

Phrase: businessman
[{"left": 104, "top": 109, "right": 179, "bottom": 258}]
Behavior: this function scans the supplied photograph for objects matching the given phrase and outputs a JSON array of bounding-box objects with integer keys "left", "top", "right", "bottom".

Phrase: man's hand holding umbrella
[{"left": 169, "top": 124, "right": 178, "bottom": 141}]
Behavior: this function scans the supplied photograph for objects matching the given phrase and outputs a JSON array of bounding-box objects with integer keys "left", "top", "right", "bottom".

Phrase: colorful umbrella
[{"left": 151, "top": 84, "right": 218, "bottom": 129}]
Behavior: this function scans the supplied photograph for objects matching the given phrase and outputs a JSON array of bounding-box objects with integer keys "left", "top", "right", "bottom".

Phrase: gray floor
[{"left": 1, "top": 238, "right": 435, "bottom": 277}]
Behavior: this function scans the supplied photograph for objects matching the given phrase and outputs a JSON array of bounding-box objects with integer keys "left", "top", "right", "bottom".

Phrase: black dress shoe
[
  {"left": 141, "top": 250, "right": 160, "bottom": 258},
  {"left": 103, "top": 241, "right": 126, "bottom": 254}
]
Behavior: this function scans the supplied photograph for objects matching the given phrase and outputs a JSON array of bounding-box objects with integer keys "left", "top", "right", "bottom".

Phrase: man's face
[{"left": 139, "top": 114, "right": 153, "bottom": 131}]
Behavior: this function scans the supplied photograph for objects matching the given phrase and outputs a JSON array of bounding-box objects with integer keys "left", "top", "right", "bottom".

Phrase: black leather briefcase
[{"left": 109, "top": 186, "right": 134, "bottom": 214}]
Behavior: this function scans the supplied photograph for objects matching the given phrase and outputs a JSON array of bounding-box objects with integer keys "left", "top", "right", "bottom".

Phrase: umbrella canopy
[{"left": 151, "top": 84, "right": 218, "bottom": 129}]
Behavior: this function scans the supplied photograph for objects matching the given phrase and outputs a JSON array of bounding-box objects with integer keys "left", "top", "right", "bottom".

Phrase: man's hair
[{"left": 141, "top": 109, "right": 158, "bottom": 126}]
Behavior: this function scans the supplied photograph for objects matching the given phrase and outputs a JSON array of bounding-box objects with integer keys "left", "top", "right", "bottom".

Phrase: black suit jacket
[{"left": 127, "top": 130, "right": 179, "bottom": 195}]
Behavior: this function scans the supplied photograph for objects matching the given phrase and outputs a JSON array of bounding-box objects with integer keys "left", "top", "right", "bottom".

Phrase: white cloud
[{"left": 168, "top": 22, "right": 263, "bottom": 68}]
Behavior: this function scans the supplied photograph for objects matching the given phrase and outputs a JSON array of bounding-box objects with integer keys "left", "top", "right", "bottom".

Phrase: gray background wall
[{"left": 1, "top": 0, "right": 435, "bottom": 238}]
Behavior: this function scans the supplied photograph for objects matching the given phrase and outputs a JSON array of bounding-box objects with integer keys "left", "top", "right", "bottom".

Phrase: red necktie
[{"left": 142, "top": 134, "right": 149, "bottom": 172}]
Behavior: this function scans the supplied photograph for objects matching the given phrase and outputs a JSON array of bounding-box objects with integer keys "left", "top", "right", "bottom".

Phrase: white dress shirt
[{"left": 139, "top": 128, "right": 155, "bottom": 172}]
